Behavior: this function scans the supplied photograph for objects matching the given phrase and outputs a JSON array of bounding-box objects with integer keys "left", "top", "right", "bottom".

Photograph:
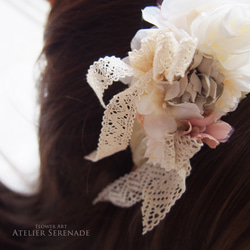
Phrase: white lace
[
  {"left": 94, "top": 164, "right": 185, "bottom": 234},
  {"left": 85, "top": 84, "right": 142, "bottom": 161},
  {"left": 86, "top": 54, "right": 203, "bottom": 234},
  {"left": 162, "top": 134, "right": 202, "bottom": 174},
  {"left": 128, "top": 29, "right": 197, "bottom": 83},
  {"left": 87, "top": 56, "right": 133, "bottom": 108},
  {"left": 86, "top": 59, "right": 152, "bottom": 162},
  {"left": 94, "top": 134, "right": 202, "bottom": 234}
]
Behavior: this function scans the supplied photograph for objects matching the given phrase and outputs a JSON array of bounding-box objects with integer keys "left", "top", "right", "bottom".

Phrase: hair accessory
[{"left": 85, "top": 0, "right": 250, "bottom": 234}]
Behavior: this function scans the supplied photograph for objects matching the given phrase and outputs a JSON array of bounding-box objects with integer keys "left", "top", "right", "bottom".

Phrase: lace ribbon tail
[
  {"left": 87, "top": 56, "right": 133, "bottom": 108},
  {"left": 85, "top": 85, "right": 143, "bottom": 162},
  {"left": 141, "top": 168, "right": 186, "bottom": 235},
  {"left": 84, "top": 150, "right": 98, "bottom": 162},
  {"left": 93, "top": 162, "right": 187, "bottom": 235},
  {"left": 93, "top": 164, "right": 148, "bottom": 207}
]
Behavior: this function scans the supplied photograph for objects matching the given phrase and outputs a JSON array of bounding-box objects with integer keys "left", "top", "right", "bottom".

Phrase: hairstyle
[{"left": 0, "top": 0, "right": 249, "bottom": 249}]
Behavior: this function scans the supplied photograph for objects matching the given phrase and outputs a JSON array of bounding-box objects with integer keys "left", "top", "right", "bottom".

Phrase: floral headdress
[{"left": 85, "top": 0, "right": 250, "bottom": 234}]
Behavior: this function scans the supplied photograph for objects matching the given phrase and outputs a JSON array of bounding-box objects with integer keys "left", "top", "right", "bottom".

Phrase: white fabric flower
[
  {"left": 143, "top": 0, "right": 250, "bottom": 68},
  {"left": 215, "top": 70, "right": 250, "bottom": 115},
  {"left": 144, "top": 137, "right": 165, "bottom": 166},
  {"left": 128, "top": 28, "right": 197, "bottom": 83},
  {"left": 136, "top": 88, "right": 202, "bottom": 136},
  {"left": 193, "top": 4, "right": 250, "bottom": 115},
  {"left": 143, "top": 0, "right": 249, "bottom": 33},
  {"left": 191, "top": 5, "right": 250, "bottom": 70},
  {"left": 142, "top": 0, "right": 250, "bottom": 116}
]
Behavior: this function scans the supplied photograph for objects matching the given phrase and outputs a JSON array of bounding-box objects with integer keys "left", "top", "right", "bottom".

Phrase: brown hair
[{"left": 0, "top": 0, "right": 249, "bottom": 249}]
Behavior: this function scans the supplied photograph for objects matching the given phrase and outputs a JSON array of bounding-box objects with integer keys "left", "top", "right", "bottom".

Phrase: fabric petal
[
  {"left": 144, "top": 110, "right": 177, "bottom": 139},
  {"left": 145, "top": 138, "right": 164, "bottom": 165},
  {"left": 189, "top": 113, "right": 217, "bottom": 127},
  {"left": 142, "top": 7, "right": 161, "bottom": 28},
  {"left": 164, "top": 81, "right": 180, "bottom": 101},
  {"left": 169, "top": 102, "right": 203, "bottom": 120},
  {"left": 182, "top": 120, "right": 193, "bottom": 135},
  {"left": 205, "top": 120, "right": 233, "bottom": 142},
  {"left": 130, "top": 29, "right": 150, "bottom": 51},
  {"left": 136, "top": 94, "right": 156, "bottom": 115},
  {"left": 197, "top": 133, "right": 220, "bottom": 148}
]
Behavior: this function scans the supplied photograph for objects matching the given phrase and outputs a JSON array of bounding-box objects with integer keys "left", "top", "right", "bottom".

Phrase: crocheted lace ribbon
[
  {"left": 86, "top": 56, "right": 153, "bottom": 161},
  {"left": 86, "top": 55, "right": 203, "bottom": 234},
  {"left": 93, "top": 134, "right": 202, "bottom": 234}
]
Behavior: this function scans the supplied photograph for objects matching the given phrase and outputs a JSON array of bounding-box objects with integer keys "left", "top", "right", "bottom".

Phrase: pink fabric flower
[{"left": 183, "top": 113, "right": 233, "bottom": 148}]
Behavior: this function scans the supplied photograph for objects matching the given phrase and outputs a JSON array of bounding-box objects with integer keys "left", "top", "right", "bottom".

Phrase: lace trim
[
  {"left": 86, "top": 65, "right": 152, "bottom": 162},
  {"left": 162, "top": 133, "right": 202, "bottom": 174},
  {"left": 87, "top": 56, "right": 133, "bottom": 108},
  {"left": 94, "top": 163, "right": 186, "bottom": 234},
  {"left": 153, "top": 33, "right": 197, "bottom": 82},
  {"left": 141, "top": 167, "right": 186, "bottom": 234},
  {"left": 93, "top": 134, "right": 202, "bottom": 234},
  {"left": 86, "top": 55, "right": 202, "bottom": 233},
  {"left": 129, "top": 29, "right": 197, "bottom": 83},
  {"left": 86, "top": 85, "right": 143, "bottom": 161}
]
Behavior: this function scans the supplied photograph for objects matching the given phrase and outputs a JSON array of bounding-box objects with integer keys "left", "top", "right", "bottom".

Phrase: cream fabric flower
[
  {"left": 191, "top": 5, "right": 250, "bottom": 70},
  {"left": 215, "top": 71, "right": 250, "bottom": 115},
  {"left": 142, "top": 0, "right": 250, "bottom": 116},
  {"left": 129, "top": 28, "right": 197, "bottom": 83},
  {"left": 143, "top": 0, "right": 249, "bottom": 34},
  {"left": 143, "top": 0, "right": 250, "bottom": 70}
]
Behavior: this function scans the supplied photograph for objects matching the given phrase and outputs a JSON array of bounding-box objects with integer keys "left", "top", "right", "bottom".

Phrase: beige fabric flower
[{"left": 171, "top": 51, "right": 224, "bottom": 112}]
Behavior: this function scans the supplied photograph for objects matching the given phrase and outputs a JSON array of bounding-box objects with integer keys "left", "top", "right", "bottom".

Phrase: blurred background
[{"left": 0, "top": 0, "right": 50, "bottom": 193}]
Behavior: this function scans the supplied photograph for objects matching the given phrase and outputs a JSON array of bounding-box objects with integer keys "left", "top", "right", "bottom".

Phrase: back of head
[
  {"left": 39, "top": 0, "right": 250, "bottom": 248},
  {"left": 0, "top": 0, "right": 249, "bottom": 249}
]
